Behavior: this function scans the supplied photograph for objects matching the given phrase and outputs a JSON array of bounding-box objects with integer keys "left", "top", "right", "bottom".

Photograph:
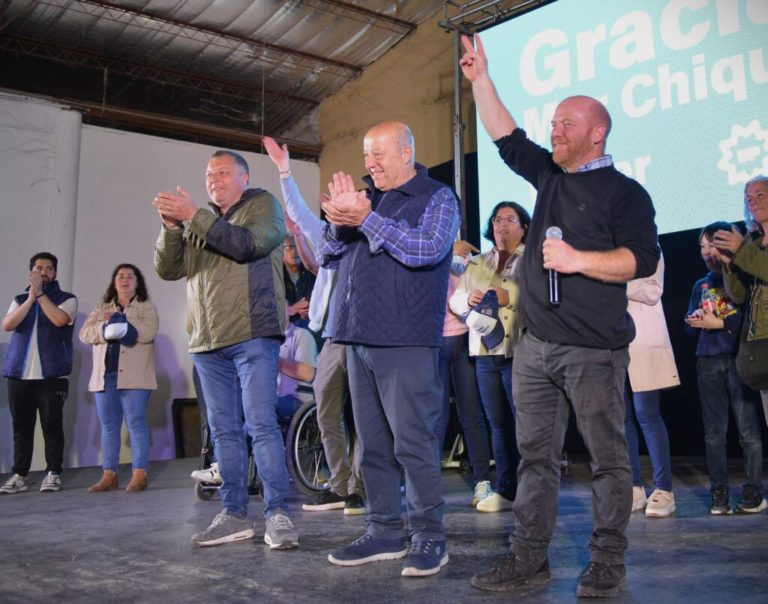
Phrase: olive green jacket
[
  {"left": 154, "top": 188, "right": 286, "bottom": 352},
  {"left": 722, "top": 232, "right": 768, "bottom": 341}
]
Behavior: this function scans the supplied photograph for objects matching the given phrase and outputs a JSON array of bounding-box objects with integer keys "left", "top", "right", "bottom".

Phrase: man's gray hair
[{"left": 744, "top": 174, "right": 768, "bottom": 233}]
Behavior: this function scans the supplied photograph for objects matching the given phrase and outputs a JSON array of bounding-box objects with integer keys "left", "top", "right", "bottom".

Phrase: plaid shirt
[
  {"left": 320, "top": 185, "right": 459, "bottom": 268},
  {"left": 575, "top": 154, "right": 613, "bottom": 172}
]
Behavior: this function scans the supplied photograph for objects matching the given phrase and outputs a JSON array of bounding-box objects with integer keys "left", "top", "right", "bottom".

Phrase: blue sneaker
[
  {"left": 401, "top": 539, "right": 449, "bottom": 577},
  {"left": 328, "top": 533, "right": 407, "bottom": 567}
]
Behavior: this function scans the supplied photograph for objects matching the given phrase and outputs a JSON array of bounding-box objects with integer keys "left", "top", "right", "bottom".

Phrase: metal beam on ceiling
[
  {"left": 439, "top": 0, "right": 546, "bottom": 32},
  {"left": 0, "top": 86, "right": 323, "bottom": 158},
  {"left": 439, "top": 0, "right": 549, "bottom": 219},
  {"left": 75, "top": 100, "right": 323, "bottom": 158},
  {"left": 309, "top": 0, "right": 418, "bottom": 33},
  {"left": 34, "top": 0, "right": 363, "bottom": 77},
  {"left": 0, "top": 34, "right": 320, "bottom": 107}
]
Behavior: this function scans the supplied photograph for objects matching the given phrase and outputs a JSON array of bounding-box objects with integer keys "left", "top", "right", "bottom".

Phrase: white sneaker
[
  {"left": 632, "top": 486, "right": 647, "bottom": 512},
  {"left": 471, "top": 480, "right": 492, "bottom": 507},
  {"left": 0, "top": 474, "right": 28, "bottom": 494},
  {"left": 40, "top": 472, "right": 62, "bottom": 492},
  {"left": 191, "top": 462, "right": 221, "bottom": 484},
  {"left": 645, "top": 489, "right": 675, "bottom": 518},
  {"left": 476, "top": 491, "right": 514, "bottom": 513}
]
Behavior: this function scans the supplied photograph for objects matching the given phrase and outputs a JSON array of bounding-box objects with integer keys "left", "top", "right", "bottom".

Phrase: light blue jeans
[
  {"left": 95, "top": 372, "right": 150, "bottom": 470},
  {"left": 193, "top": 338, "right": 290, "bottom": 518}
]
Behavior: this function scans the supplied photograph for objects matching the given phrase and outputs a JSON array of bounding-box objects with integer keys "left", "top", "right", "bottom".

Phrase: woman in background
[
  {"left": 450, "top": 201, "right": 528, "bottom": 512},
  {"left": 712, "top": 175, "right": 768, "bottom": 514},
  {"left": 80, "top": 264, "right": 158, "bottom": 492},
  {"left": 625, "top": 256, "right": 679, "bottom": 518},
  {"left": 715, "top": 175, "right": 768, "bottom": 427}
]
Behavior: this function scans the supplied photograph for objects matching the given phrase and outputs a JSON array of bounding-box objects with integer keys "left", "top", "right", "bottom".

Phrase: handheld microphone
[{"left": 545, "top": 226, "right": 562, "bottom": 306}]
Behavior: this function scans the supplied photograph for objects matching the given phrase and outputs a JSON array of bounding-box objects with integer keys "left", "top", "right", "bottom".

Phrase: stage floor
[{"left": 0, "top": 456, "right": 765, "bottom": 603}]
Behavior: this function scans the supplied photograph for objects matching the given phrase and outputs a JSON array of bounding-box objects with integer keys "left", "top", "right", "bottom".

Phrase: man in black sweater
[{"left": 460, "top": 34, "right": 660, "bottom": 598}]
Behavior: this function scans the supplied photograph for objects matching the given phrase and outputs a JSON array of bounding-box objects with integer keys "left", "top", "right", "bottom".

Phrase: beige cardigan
[
  {"left": 449, "top": 245, "right": 523, "bottom": 358},
  {"left": 79, "top": 299, "right": 159, "bottom": 392},
  {"left": 626, "top": 256, "right": 680, "bottom": 393}
]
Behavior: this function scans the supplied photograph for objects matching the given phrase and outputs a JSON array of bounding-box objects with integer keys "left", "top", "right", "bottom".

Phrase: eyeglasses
[{"left": 492, "top": 216, "right": 520, "bottom": 225}]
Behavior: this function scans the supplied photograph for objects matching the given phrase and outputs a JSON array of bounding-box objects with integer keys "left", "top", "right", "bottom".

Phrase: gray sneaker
[
  {"left": 40, "top": 472, "right": 62, "bottom": 492},
  {"left": 191, "top": 509, "right": 255, "bottom": 547},
  {"left": 0, "top": 474, "right": 28, "bottom": 494},
  {"left": 264, "top": 512, "right": 299, "bottom": 550}
]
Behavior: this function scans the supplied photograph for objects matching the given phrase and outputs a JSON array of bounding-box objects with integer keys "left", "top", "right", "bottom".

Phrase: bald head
[
  {"left": 363, "top": 120, "right": 417, "bottom": 191},
  {"left": 572, "top": 96, "right": 612, "bottom": 138},
  {"left": 550, "top": 96, "right": 612, "bottom": 171}
]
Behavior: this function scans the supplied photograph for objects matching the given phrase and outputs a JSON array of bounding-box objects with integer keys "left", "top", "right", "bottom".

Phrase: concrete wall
[{"left": 318, "top": 12, "right": 475, "bottom": 187}]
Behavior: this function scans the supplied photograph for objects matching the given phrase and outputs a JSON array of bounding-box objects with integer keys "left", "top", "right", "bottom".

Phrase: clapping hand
[
  {"left": 322, "top": 172, "right": 371, "bottom": 227},
  {"left": 153, "top": 186, "right": 196, "bottom": 228}
]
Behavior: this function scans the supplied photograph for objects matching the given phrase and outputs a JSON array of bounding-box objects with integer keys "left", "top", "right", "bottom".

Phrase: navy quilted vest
[
  {"left": 2, "top": 281, "right": 76, "bottom": 379},
  {"left": 330, "top": 166, "right": 454, "bottom": 348}
]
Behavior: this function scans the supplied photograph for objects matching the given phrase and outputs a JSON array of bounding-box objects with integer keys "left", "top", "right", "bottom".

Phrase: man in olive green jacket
[{"left": 153, "top": 150, "right": 298, "bottom": 550}]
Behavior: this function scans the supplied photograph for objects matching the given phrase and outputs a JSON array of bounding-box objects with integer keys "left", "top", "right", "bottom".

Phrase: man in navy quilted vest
[
  {"left": 2, "top": 252, "right": 77, "bottom": 494},
  {"left": 320, "top": 120, "right": 460, "bottom": 577}
]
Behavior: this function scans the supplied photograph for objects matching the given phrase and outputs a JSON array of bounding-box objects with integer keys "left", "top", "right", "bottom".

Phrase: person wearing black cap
[{"left": 450, "top": 201, "right": 529, "bottom": 514}]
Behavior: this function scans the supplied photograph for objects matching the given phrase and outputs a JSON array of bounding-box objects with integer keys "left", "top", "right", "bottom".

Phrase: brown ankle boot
[
  {"left": 88, "top": 469, "right": 118, "bottom": 493},
  {"left": 125, "top": 469, "right": 147, "bottom": 492}
]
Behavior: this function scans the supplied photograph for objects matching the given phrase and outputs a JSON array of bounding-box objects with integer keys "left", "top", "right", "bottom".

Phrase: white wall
[{"left": 0, "top": 92, "right": 320, "bottom": 473}]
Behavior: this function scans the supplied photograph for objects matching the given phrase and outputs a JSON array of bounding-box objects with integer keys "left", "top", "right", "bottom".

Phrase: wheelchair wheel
[
  {"left": 286, "top": 401, "right": 341, "bottom": 496},
  {"left": 194, "top": 480, "right": 216, "bottom": 501}
]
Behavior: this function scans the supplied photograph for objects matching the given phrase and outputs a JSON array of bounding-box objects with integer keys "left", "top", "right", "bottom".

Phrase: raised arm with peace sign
[{"left": 459, "top": 33, "right": 517, "bottom": 141}]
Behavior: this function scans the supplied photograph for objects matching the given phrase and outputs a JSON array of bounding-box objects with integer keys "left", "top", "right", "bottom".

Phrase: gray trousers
[
  {"left": 510, "top": 332, "right": 631, "bottom": 565},
  {"left": 314, "top": 340, "right": 363, "bottom": 497}
]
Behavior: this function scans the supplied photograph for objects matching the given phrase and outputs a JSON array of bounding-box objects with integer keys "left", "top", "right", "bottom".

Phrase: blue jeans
[
  {"left": 696, "top": 356, "right": 763, "bottom": 489},
  {"left": 476, "top": 355, "right": 518, "bottom": 499},
  {"left": 624, "top": 387, "right": 672, "bottom": 491},
  {"left": 511, "top": 332, "right": 631, "bottom": 565},
  {"left": 277, "top": 394, "right": 303, "bottom": 421},
  {"left": 437, "top": 333, "right": 491, "bottom": 483},
  {"left": 347, "top": 345, "right": 444, "bottom": 541},
  {"left": 94, "top": 372, "right": 150, "bottom": 470},
  {"left": 193, "top": 338, "right": 290, "bottom": 518}
]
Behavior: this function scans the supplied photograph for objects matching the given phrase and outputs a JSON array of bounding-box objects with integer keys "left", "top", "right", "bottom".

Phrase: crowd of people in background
[{"left": 1, "top": 30, "right": 766, "bottom": 598}]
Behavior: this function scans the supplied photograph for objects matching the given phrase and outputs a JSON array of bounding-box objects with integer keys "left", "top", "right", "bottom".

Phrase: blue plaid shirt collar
[{"left": 574, "top": 154, "right": 613, "bottom": 173}]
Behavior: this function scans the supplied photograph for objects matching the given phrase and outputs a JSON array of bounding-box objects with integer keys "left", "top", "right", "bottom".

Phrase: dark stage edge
[{"left": 0, "top": 457, "right": 765, "bottom": 603}]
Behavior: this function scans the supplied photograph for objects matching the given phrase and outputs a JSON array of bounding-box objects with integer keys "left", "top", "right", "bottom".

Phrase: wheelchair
[{"left": 194, "top": 399, "right": 344, "bottom": 501}]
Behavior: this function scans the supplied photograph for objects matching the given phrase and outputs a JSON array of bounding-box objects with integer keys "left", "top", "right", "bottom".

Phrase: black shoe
[
  {"left": 736, "top": 484, "right": 768, "bottom": 514},
  {"left": 710, "top": 485, "right": 732, "bottom": 515},
  {"left": 470, "top": 553, "right": 551, "bottom": 592},
  {"left": 344, "top": 493, "right": 365, "bottom": 516},
  {"left": 576, "top": 561, "right": 627, "bottom": 598},
  {"left": 302, "top": 490, "right": 346, "bottom": 511}
]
